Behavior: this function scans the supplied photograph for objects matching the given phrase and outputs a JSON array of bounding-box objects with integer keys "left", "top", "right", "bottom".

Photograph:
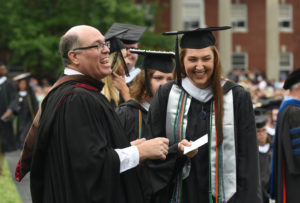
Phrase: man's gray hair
[{"left": 59, "top": 34, "right": 81, "bottom": 67}]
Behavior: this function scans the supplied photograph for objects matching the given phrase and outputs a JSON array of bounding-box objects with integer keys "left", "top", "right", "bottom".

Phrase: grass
[{"left": 0, "top": 159, "right": 22, "bottom": 203}]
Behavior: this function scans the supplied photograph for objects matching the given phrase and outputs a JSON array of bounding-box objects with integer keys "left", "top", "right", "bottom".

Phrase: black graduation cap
[
  {"left": 13, "top": 72, "right": 31, "bottom": 81},
  {"left": 106, "top": 23, "right": 146, "bottom": 44},
  {"left": 129, "top": 49, "right": 175, "bottom": 97},
  {"left": 283, "top": 68, "right": 300, "bottom": 90},
  {"left": 255, "top": 114, "right": 269, "bottom": 129},
  {"left": 258, "top": 98, "right": 282, "bottom": 111},
  {"left": 254, "top": 103, "right": 271, "bottom": 129},
  {"left": 162, "top": 26, "right": 231, "bottom": 86},
  {"left": 104, "top": 28, "right": 130, "bottom": 76}
]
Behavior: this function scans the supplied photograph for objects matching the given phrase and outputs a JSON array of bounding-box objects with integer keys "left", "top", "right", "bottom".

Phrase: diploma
[{"left": 183, "top": 134, "right": 208, "bottom": 155}]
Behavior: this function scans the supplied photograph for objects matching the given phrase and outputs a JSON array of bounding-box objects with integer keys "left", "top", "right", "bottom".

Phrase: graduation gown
[
  {"left": 116, "top": 99, "right": 150, "bottom": 141},
  {"left": 259, "top": 144, "right": 272, "bottom": 203},
  {"left": 15, "top": 90, "right": 38, "bottom": 149},
  {"left": 0, "top": 78, "right": 18, "bottom": 152},
  {"left": 115, "top": 99, "right": 152, "bottom": 203},
  {"left": 30, "top": 75, "right": 143, "bottom": 203},
  {"left": 147, "top": 81, "right": 261, "bottom": 203},
  {"left": 270, "top": 99, "right": 300, "bottom": 203}
]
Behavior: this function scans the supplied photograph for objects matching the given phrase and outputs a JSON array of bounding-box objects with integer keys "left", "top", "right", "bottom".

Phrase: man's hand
[
  {"left": 131, "top": 138, "right": 146, "bottom": 146},
  {"left": 178, "top": 139, "right": 198, "bottom": 158},
  {"left": 137, "top": 137, "right": 169, "bottom": 161}
]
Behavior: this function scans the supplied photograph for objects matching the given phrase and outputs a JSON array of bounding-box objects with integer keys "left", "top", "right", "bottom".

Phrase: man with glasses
[{"left": 29, "top": 25, "right": 169, "bottom": 203}]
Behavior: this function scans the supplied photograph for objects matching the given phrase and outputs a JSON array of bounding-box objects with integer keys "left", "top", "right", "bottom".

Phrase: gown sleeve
[
  {"left": 33, "top": 90, "right": 124, "bottom": 203},
  {"left": 147, "top": 84, "right": 187, "bottom": 193},
  {"left": 233, "top": 86, "right": 262, "bottom": 202},
  {"left": 282, "top": 106, "right": 300, "bottom": 175}
]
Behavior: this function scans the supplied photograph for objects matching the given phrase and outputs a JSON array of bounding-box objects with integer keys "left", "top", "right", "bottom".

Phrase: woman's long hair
[
  {"left": 130, "top": 69, "right": 156, "bottom": 104},
  {"left": 177, "top": 46, "right": 224, "bottom": 146},
  {"left": 102, "top": 51, "right": 124, "bottom": 107}
]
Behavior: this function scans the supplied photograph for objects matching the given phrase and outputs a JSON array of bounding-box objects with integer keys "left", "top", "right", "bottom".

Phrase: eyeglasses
[{"left": 72, "top": 42, "right": 110, "bottom": 52}]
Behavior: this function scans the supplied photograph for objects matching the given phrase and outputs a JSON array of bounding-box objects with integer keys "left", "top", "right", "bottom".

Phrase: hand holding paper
[{"left": 183, "top": 134, "right": 208, "bottom": 155}]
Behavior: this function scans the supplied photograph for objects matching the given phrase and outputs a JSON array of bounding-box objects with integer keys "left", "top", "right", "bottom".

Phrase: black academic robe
[
  {"left": 108, "top": 93, "right": 125, "bottom": 109},
  {"left": 147, "top": 81, "right": 261, "bottom": 203},
  {"left": 30, "top": 75, "right": 144, "bottom": 203},
  {"left": 259, "top": 145, "right": 272, "bottom": 203},
  {"left": 15, "top": 90, "right": 38, "bottom": 149},
  {"left": 116, "top": 99, "right": 150, "bottom": 141},
  {"left": 271, "top": 99, "right": 300, "bottom": 203},
  {"left": 115, "top": 99, "right": 152, "bottom": 203},
  {"left": 0, "top": 78, "right": 18, "bottom": 152}
]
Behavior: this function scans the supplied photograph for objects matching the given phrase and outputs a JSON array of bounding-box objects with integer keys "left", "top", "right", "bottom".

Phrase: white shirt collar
[
  {"left": 181, "top": 77, "right": 226, "bottom": 103},
  {"left": 64, "top": 67, "right": 84, "bottom": 76},
  {"left": 141, "top": 101, "right": 150, "bottom": 111},
  {"left": 125, "top": 67, "right": 141, "bottom": 83},
  {"left": 259, "top": 143, "right": 270, "bottom": 153},
  {"left": 0, "top": 76, "right": 7, "bottom": 85},
  {"left": 182, "top": 77, "right": 213, "bottom": 103},
  {"left": 266, "top": 126, "right": 275, "bottom": 136},
  {"left": 19, "top": 91, "right": 27, "bottom": 97}
]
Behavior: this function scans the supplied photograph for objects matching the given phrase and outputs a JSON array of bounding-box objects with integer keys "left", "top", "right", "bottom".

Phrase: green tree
[
  {"left": 0, "top": 0, "right": 174, "bottom": 81},
  {"left": 0, "top": 0, "right": 145, "bottom": 81}
]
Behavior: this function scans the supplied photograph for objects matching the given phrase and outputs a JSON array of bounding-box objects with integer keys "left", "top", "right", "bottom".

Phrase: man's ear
[{"left": 68, "top": 51, "right": 80, "bottom": 65}]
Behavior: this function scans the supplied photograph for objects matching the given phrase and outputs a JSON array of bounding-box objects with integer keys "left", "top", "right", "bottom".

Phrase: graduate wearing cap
[
  {"left": 106, "top": 23, "right": 146, "bottom": 85},
  {"left": 270, "top": 68, "right": 300, "bottom": 203},
  {"left": 116, "top": 49, "right": 174, "bottom": 203},
  {"left": 13, "top": 73, "right": 38, "bottom": 149},
  {"left": 256, "top": 98, "right": 282, "bottom": 139},
  {"left": 147, "top": 27, "right": 261, "bottom": 202},
  {"left": 0, "top": 62, "right": 18, "bottom": 175},
  {"left": 116, "top": 49, "right": 174, "bottom": 142},
  {"left": 102, "top": 27, "right": 131, "bottom": 108},
  {"left": 255, "top": 113, "right": 272, "bottom": 203}
]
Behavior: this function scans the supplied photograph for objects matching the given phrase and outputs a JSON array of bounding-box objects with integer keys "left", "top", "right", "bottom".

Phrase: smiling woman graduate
[{"left": 146, "top": 27, "right": 262, "bottom": 203}]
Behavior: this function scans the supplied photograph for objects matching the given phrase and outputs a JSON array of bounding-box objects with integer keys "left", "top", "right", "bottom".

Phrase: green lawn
[{"left": 0, "top": 159, "right": 22, "bottom": 203}]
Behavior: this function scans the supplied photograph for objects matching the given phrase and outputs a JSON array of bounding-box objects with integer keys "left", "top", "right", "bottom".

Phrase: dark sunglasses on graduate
[{"left": 72, "top": 42, "right": 110, "bottom": 52}]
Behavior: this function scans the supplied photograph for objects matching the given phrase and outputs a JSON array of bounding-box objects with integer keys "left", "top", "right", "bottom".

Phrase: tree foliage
[{"left": 0, "top": 0, "right": 173, "bottom": 81}]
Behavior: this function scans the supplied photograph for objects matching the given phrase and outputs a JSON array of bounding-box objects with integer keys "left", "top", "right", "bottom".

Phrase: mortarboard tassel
[
  {"left": 111, "top": 51, "right": 119, "bottom": 72},
  {"left": 119, "top": 50, "right": 130, "bottom": 77},
  {"left": 175, "top": 35, "right": 182, "bottom": 87}
]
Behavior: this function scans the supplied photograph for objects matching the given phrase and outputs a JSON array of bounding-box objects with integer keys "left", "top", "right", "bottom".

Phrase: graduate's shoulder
[
  {"left": 116, "top": 99, "right": 141, "bottom": 118},
  {"left": 286, "top": 103, "right": 300, "bottom": 124},
  {"left": 156, "top": 81, "right": 175, "bottom": 97},
  {"left": 117, "top": 99, "right": 142, "bottom": 110},
  {"left": 50, "top": 81, "right": 102, "bottom": 106},
  {"left": 224, "top": 80, "right": 250, "bottom": 98}
]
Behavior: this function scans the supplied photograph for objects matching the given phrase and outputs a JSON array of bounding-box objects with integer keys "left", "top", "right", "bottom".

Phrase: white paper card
[{"left": 183, "top": 134, "right": 208, "bottom": 155}]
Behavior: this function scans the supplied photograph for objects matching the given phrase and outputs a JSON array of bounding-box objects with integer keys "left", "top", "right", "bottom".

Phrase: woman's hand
[
  {"left": 112, "top": 72, "right": 131, "bottom": 102},
  {"left": 178, "top": 139, "right": 198, "bottom": 158}
]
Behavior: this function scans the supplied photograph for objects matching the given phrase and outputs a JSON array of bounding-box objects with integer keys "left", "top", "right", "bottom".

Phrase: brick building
[{"left": 136, "top": 0, "right": 300, "bottom": 81}]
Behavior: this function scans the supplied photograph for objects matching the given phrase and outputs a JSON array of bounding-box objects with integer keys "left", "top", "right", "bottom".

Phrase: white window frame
[
  {"left": 279, "top": 4, "right": 293, "bottom": 32},
  {"left": 183, "top": 0, "right": 206, "bottom": 30},
  {"left": 280, "top": 52, "right": 293, "bottom": 71},
  {"left": 232, "top": 52, "right": 248, "bottom": 70},
  {"left": 231, "top": 3, "right": 248, "bottom": 32}
]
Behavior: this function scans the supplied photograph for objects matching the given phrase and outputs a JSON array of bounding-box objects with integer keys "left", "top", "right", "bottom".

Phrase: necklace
[{"left": 200, "top": 104, "right": 207, "bottom": 120}]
